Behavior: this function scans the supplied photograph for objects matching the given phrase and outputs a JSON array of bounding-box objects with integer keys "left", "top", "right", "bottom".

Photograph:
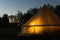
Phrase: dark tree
[
  {"left": 21, "top": 7, "right": 38, "bottom": 24},
  {"left": 48, "top": 4, "right": 54, "bottom": 12},
  {"left": 2, "top": 14, "right": 9, "bottom": 23},
  {"left": 21, "top": 13, "right": 32, "bottom": 24},
  {"left": 16, "top": 11, "right": 23, "bottom": 34},
  {"left": 27, "top": 7, "right": 38, "bottom": 15},
  {"left": 55, "top": 5, "right": 60, "bottom": 17},
  {"left": 17, "top": 11, "right": 22, "bottom": 23},
  {"left": 0, "top": 17, "right": 2, "bottom": 23},
  {"left": 9, "top": 15, "right": 14, "bottom": 19}
]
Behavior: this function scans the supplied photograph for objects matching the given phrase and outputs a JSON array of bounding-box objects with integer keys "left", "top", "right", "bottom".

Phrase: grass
[{"left": 0, "top": 27, "right": 16, "bottom": 40}]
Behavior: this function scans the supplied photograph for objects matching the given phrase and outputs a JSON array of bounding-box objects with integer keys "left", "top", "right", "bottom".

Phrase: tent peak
[{"left": 43, "top": 5, "right": 49, "bottom": 9}]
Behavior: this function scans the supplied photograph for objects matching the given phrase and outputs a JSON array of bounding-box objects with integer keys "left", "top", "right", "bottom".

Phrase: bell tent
[{"left": 21, "top": 5, "right": 60, "bottom": 35}]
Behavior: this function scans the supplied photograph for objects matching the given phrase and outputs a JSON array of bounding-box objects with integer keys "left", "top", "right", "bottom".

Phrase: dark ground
[
  {"left": 17, "top": 31, "right": 60, "bottom": 40},
  {"left": 0, "top": 23, "right": 60, "bottom": 40},
  {"left": 0, "top": 23, "right": 16, "bottom": 40}
]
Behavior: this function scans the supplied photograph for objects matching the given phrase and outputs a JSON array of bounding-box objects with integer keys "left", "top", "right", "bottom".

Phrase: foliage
[
  {"left": 54, "top": 5, "right": 60, "bottom": 17},
  {"left": 17, "top": 11, "right": 22, "bottom": 23},
  {"left": 21, "top": 7, "right": 38, "bottom": 24},
  {"left": 2, "top": 14, "right": 9, "bottom": 23}
]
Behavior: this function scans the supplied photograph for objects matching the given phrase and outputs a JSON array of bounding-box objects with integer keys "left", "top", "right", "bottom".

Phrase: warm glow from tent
[
  {"left": 34, "top": 26, "right": 43, "bottom": 34},
  {"left": 27, "top": 27, "right": 34, "bottom": 34},
  {"left": 26, "top": 18, "right": 44, "bottom": 34},
  {"left": 28, "top": 17, "right": 43, "bottom": 25},
  {"left": 27, "top": 26, "right": 43, "bottom": 34}
]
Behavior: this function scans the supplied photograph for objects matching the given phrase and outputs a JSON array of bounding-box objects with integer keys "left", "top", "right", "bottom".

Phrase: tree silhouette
[
  {"left": 27, "top": 8, "right": 38, "bottom": 15},
  {"left": 47, "top": 4, "right": 54, "bottom": 12},
  {"left": 21, "top": 7, "right": 38, "bottom": 24},
  {"left": 2, "top": 14, "right": 9, "bottom": 23},
  {"left": 0, "top": 17, "right": 2, "bottom": 23},
  {"left": 55, "top": 5, "right": 60, "bottom": 17},
  {"left": 17, "top": 11, "right": 22, "bottom": 23}
]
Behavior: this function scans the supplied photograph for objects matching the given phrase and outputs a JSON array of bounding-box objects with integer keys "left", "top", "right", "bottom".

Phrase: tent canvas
[{"left": 21, "top": 5, "right": 60, "bottom": 34}]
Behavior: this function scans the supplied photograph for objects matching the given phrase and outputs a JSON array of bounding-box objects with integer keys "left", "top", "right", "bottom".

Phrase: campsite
[
  {"left": 17, "top": 5, "right": 60, "bottom": 40},
  {"left": 0, "top": 0, "right": 60, "bottom": 40}
]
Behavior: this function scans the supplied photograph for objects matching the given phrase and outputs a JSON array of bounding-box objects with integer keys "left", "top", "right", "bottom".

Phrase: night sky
[{"left": 0, "top": 0, "right": 60, "bottom": 17}]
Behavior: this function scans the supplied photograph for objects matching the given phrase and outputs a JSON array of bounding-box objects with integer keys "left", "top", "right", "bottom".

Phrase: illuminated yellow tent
[{"left": 21, "top": 5, "right": 60, "bottom": 35}]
